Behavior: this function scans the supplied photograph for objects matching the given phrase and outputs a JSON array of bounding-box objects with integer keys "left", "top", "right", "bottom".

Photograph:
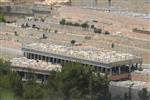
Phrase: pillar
[
  {"left": 55, "top": 58, "right": 58, "bottom": 63},
  {"left": 52, "top": 58, "right": 55, "bottom": 63},
  {"left": 48, "top": 57, "right": 50, "bottom": 62},
  {"left": 100, "top": 67, "right": 102, "bottom": 73},
  {"left": 37, "top": 55, "right": 40, "bottom": 60},
  {"left": 23, "top": 52, "right": 26, "bottom": 57},
  {"left": 96, "top": 66, "right": 99, "bottom": 71},
  {"left": 33, "top": 54, "right": 36, "bottom": 60},
  {"left": 29, "top": 53, "right": 31, "bottom": 59},
  {"left": 129, "top": 64, "right": 132, "bottom": 72},
  {"left": 39, "top": 55, "right": 42, "bottom": 60},
  {"left": 136, "top": 63, "right": 138, "bottom": 69},
  {"left": 109, "top": 68, "right": 112, "bottom": 75},
  {"left": 24, "top": 72, "right": 27, "bottom": 80},
  {"left": 139, "top": 63, "right": 142, "bottom": 70},
  {"left": 119, "top": 67, "right": 121, "bottom": 74}
]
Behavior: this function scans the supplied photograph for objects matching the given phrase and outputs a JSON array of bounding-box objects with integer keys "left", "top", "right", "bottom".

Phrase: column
[
  {"left": 43, "top": 75, "right": 46, "bottom": 83},
  {"left": 109, "top": 68, "right": 112, "bottom": 75},
  {"left": 48, "top": 57, "right": 50, "bottom": 62},
  {"left": 101, "top": 67, "right": 104, "bottom": 73},
  {"left": 33, "top": 54, "right": 35, "bottom": 60},
  {"left": 119, "top": 67, "right": 121, "bottom": 74},
  {"left": 24, "top": 52, "right": 26, "bottom": 57},
  {"left": 96, "top": 66, "right": 99, "bottom": 71},
  {"left": 56, "top": 58, "right": 58, "bottom": 63},
  {"left": 136, "top": 63, "right": 138, "bottom": 69},
  {"left": 60, "top": 59, "right": 62, "bottom": 64},
  {"left": 39, "top": 55, "right": 41, "bottom": 60},
  {"left": 129, "top": 64, "right": 132, "bottom": 72},
  {"left": 37, "top": 55, "right": 40, "bottom": 60},
  {"left": 139, "top": 63, "right": 142, "bottom": 70},
  {"left": 52, "top": 58, "right": 55, "bottom": 63},
  {"left": 24, "top": 72, "right": 27, "bottom": 80},
  {"left": 29, "top": 53, "right": 31, "bottom": 59}
]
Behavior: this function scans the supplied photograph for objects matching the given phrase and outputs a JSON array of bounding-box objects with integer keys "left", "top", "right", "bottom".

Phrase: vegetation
[
  {"left": 60, "top": 19, "right": 66, "bottom": 25},
  {"left": 42, "top": 34, "right": 47, "bottom": 39},
  {"left": 94, "top": 28, "right": 102, "bottom": 34},
  {"left": 138, "top": 88, "right": 150, "bottom": 100},
  {"left": 0, "top": 15, "right": 6, "bottom": 23},
  {"left": 54, "top": 30, "right": 58, "bottom": 33},
  {"left": 0, "top": 59, "right": 111, "bottom": 100},
  {"left": 111, "top": 43, "right": 114, "bottom": 48},
  {"left": 1, "top": 59, "right": 148, "bottom": 100},
  {"left": 47, "top": 63, "right": 111, "bottom": 100},
  {"left": 104, "top": 31, "right": 110, "bottom": 35},
  {"left": 71, "top": 40, "right": 76, "bottom": 45},
  {"left": 81, "top": 23, "right": 89, "bottom": 28},
  {"left": 59, "top": 19, "right": 90, "bottom": 29}
]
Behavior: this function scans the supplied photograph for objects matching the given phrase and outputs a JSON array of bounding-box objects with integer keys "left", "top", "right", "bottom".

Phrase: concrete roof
[
  {"left": 23, "top": 43, "right": 140, "bottom": 64},
  {"left": 10, "top": 57, "right": 62, "bottom": 73}
]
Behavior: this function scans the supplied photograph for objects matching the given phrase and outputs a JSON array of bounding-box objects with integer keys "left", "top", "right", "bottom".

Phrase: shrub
[
  {"left": 73, "top": 22, "right": 80, "bottom": 27},
  {"left": 94, "top": 28, "right": 102, "bottom": 34},
  {"left": 59, "top": 19, "right": 66, "bottom": 25},
  {"left": 71, "top": 40, "right": 76, "bottom": 45},
  {"left": 104, "top": 31, "right": 110, "bottom": 35},
  {"left": 81, "top": 23, "right": 89, "bottom": 28}
]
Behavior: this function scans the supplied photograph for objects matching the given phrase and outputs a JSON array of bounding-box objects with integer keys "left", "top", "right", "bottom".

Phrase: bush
[
  {"left": 91, "top": 25, "right": 95, "bottom": 29},
  {"left": 73, "top": 22, "right": 80, "bottom": 27},
  {"left": 94, "top": 28, "right": 102, "bottom": 34},
  {"left": 71, "top": 40, "right": 76, "bottom": 45},
  {"left": 60, "top": 19, "right": 66, "bottom": 25},
  {"left": 0, "top": 15, "right": 6, "bottom": 23},
  {"left": 104, "top": 31, "right": 110, "bottom": 35},
  {"left": 55, "top": 30, "right": 58, "bottom": 33},
  {"left": 81, "top": 23, "right": 89, "bottom": 28},
  {"left": 66, "top": 21, "right": 73, "bottom": 26}
]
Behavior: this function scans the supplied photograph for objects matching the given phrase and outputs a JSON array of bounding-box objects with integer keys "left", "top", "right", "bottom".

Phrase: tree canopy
[
  {"left": 0, "top": 15, "right": 6, "bottom": 23},
  {"left": 0, "top": 59, "right": 111, "bottom": 100}
]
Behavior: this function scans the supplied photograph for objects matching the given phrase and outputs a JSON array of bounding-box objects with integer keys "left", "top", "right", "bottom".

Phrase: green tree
[
  {"left": 104, "top": 31, "right": 110, "bottom": 35},
  {"left": 55, "top": 30, "right": 58, "bottom": 33},
  {"left": 0, "top": 59, "right": 10, "bottom": 75},
  {"left": 71, "top": 40, "right": 76, "bottom": 45},
  {"left": 74, "top": 22, "right": 80, "bottom": 27},
  {"left": 138, "top": 88, "right": 149, "bottom": 100},
  {"left": 0, "top": 60, "right": 23, "bottom": 97},
  {"left": 60, "top": 19, "right": 66, "bottom": 25},
  {"left": 0, "top": 15, "right": 5, "bottom": 22},
  {"left": 47, "top": 62, "right": 110, "bottom": 100},
  {"left": 81, "top": 23, "right": 89, "bottom": 28},
  {"left": 23, "top": 80, "right": 47, "bottom": 100}
]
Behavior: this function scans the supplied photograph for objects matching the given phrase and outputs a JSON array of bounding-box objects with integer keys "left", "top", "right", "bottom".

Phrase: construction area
[
  {"left": 0, "top": 0, "right": 149, "bottom": 98},
  {"left": 21, "top": 43, "right": 142, "bottom": 81}
]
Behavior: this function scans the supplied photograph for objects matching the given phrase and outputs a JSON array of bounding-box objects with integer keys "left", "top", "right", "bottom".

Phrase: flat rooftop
[
  {"left": 23, "top": 43, "right": 141, "bottom": 64},
  {"left": 10, "top": 57, "right": 62, "bottom": 73}
]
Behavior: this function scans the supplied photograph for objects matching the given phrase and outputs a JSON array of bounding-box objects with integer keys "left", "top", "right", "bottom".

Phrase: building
[
  {"left": 10, "top": 57, "right": 62, "bottom": 83},
  {"left": 21, "top": 43, "right": 142, "bottom": 81}
]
